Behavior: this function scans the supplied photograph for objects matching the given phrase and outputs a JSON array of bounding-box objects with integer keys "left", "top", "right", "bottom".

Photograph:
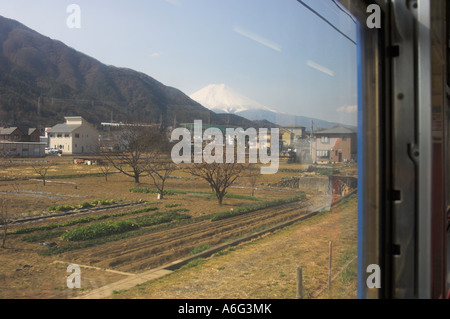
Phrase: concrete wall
[
  {"left": 0, "top": 142, "right": 46, "bottom": 158},
  {"left": 298, "top": 176, "right": 330, "bottom": 193}
]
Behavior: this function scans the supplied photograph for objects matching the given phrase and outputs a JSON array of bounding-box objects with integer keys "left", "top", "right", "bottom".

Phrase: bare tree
[
  {"left": 145, "top": 156, "right": 177, "bottom": 199},
  {"left": 97, "top": 158, "right": 112, "bottom": 182},
  {"left": 0, "top": 199, "right": 10, "bottom": 249},
  {"left": 0, "top": 151, "right": 15, "bottom": 180},
  {"left": 31, "top": 161, "right": 52, "bottom": 186},
  {"left": 190, "top": 161, "right": 247, "bottom": 205},
  {"left": 102, "top": 127, "right": 166, "bottom": 184},
  {"left": 247, "top": 164, "right": 260, "bottom": 197}
]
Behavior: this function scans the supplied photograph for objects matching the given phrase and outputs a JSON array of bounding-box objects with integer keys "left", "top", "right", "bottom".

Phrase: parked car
[{"left": 45, "top": 147, "right": 62, "bottom": 155}]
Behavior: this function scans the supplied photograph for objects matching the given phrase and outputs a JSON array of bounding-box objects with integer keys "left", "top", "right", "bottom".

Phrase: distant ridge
[{"left": 0, "top": 15, "right": 255, "bottom": 129}]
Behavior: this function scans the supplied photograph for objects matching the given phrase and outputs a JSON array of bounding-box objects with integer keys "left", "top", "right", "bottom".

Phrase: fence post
[
  {"left": 296, "top": 267, "right": 303, "bottom": 299},
  {"left": 328, "top": 241, "right": 332, "bottom": 290}
]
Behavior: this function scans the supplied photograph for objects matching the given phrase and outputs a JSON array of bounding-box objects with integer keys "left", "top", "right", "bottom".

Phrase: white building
[{"left": 48, "top": 117, "right": 99, "bottom": 154}]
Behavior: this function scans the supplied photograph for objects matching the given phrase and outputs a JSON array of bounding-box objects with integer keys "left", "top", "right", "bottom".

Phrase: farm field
[
  {"left": 0, "top": 155, "right": 357, "bottom": 299},
  {"left": 109, "top": 193, "right": 358, "bottom": 299}
]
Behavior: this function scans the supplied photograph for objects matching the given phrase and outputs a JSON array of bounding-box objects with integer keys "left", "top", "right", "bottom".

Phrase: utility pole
[
  {"left": 37, "top": 96, "right": 41, "bottom": 116},
  {"left": 310, "top": 120, "right": 314, "bottom": 163}
]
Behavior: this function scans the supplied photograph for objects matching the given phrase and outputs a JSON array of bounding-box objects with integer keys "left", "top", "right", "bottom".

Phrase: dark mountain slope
[{"left": 0, "top": 15, "right": 254, "bottom": 129}]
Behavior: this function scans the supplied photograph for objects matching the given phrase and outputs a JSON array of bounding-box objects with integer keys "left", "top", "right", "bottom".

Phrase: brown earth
[
  {"left": 109, "top": 194, "right": 358, "bottom": 299},
  {"left": 0, "top": 156, "right": 356, "bottom": 299}
]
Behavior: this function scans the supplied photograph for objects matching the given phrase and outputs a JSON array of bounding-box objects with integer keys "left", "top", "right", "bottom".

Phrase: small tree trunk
[
  {"left": 1, "top": 201, "right": 7, "bottom": 249},
  {"left": 1, "top": 224, "right": 7, "bottom": 248},
  {"left": 159, "top": 180, "right": 165, "bottom": 199},
  {"left": 218, "top": 193, "right": 224, "bottom": 205}
]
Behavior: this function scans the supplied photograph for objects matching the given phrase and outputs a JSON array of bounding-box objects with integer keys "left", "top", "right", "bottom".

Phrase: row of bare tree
[
  {"left": 0, "top": 126, "right": 261, "bottom": 249},
  {"left": 101, "top": 126, "right": 259, "bottom": 204}
]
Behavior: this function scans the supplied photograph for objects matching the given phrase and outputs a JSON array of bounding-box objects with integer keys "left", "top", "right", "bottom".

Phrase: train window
[{"left": 0, "top": 0, "right": 386, "bottom": 300}]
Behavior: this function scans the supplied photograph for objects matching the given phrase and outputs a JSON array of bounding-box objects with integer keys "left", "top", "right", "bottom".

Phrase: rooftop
[
  {"left": 315, "top": 126, "right": 357, "bottom": 135},
  {"left": 47, "top": 124, "right": 81, "bottom": 133}
]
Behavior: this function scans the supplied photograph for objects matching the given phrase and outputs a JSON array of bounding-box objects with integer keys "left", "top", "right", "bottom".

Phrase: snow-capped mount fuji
[
  {"left": 189, "top": 84, "right": 275, "bottom": 114},
  {"left": 190, "top": 83, "right": 353, "bottom": 130}
]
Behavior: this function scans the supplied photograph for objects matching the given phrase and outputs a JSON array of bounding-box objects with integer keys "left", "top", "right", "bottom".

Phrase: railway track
[{"left": 65, "top": 194, "right": 332, "bottom": 273}]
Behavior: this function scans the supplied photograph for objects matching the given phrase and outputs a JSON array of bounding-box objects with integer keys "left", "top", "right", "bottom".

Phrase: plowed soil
[{"left": 0, "top": 157, "right": 353, "bottom": 299}]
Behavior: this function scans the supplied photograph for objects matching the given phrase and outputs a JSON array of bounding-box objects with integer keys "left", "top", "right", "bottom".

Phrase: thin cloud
[
  {"left": 233, "top": 25, "right": 282, "bottom": 52},
  {"left": 164, "top": 0, "right": 181, "bottom": 6},
  {"left": 150, "top": 52, "right": 162, "bottom": 58},
  {"left": 306, "top": 60, "right": 335, "bottom": 77},
  {"left": 336, "top": 105, "right": 357, "bottom": 113}
]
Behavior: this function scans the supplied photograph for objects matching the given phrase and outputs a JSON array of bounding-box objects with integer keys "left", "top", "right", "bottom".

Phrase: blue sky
[{"left": 0, "top": 0, "right": 359, "bottom": 125}]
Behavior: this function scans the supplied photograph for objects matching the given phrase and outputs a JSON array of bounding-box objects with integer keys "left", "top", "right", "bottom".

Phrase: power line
[
  {"left": 296, "top": 0, "right": 357, "bottom": 45},
  {"left": 331, "top": 0, "right": 357, "bottom": 24}
]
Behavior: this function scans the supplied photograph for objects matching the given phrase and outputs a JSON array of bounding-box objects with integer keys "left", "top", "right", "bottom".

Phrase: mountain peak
[{"left": 190, "top": 84, "right": 274, "bottom": 114}]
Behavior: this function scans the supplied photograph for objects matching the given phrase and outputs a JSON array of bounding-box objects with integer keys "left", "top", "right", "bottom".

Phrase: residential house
[
  {"left": 0, "top": 127, "right": 45, "bottom": 157},
  {"left": 48, "top": 117, "right": 99, "bottom": 154},
  {"left": 281, "top": 129, "right": 295, "bottom": 148},
  {"left": 0, "top": 126, "right": 41, "bottom": 142},
  {"left": 283, "top": 126, "right": 306, "bottom": 141},
  {"left": 312, "top": 126, "right": 357, "bottom": 163},
  {"left": 26, "top": 128, "right": 41, "bottom": 142}
]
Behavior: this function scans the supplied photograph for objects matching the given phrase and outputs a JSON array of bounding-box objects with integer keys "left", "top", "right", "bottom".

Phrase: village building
[
  {"left": 0, "top": 141, "right": 46, "bottom": 158},
  {"left": 48, "top": 116, "right": 99, "bottom": 154},
  {"left": 280, "top": 126, "right": 307, "bottom": 148},
  {"left": 0, "top": 126, "right": 45, "bottom": 157},
  {"left": 0, "top": 126, "right": 41, "bottom": 142},
  {"left": 312, "top": 126, "right": 357, "bottom": 163}
]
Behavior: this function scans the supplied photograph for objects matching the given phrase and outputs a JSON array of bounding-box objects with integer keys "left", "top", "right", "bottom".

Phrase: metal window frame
[
  {"left": 338, "top": 0, "right": 387, "bottom": 299},
  {"left": 340, "top": 0, "right": 434, "bottom": 299}
]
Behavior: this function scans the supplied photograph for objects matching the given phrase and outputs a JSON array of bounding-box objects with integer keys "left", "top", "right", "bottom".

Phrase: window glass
[{"left": 0, "top": 0, "right": 370, "bottom": 300}]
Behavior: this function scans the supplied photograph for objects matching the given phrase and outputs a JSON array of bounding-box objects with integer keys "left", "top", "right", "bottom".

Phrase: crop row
[
  {"left": 129, "top": 187, "right": 184, "bottom": 196},
  {"left": 36, "top": 196, "right": 303, "bottom": 255},
  {"left": 11, "top": 205, "right": 159, "bottom": 235},
  {"left": 61, "top": 210, "right": 191, "bottom": 241},
  {"left": 210, "top": 194, "right": 306, "bottom": 221},
  {"left": 129, "top": 187, "right": 260, "bottom": 201},
  {"left": 47, "top": 198, "right": 124, "bottom": 212}
]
